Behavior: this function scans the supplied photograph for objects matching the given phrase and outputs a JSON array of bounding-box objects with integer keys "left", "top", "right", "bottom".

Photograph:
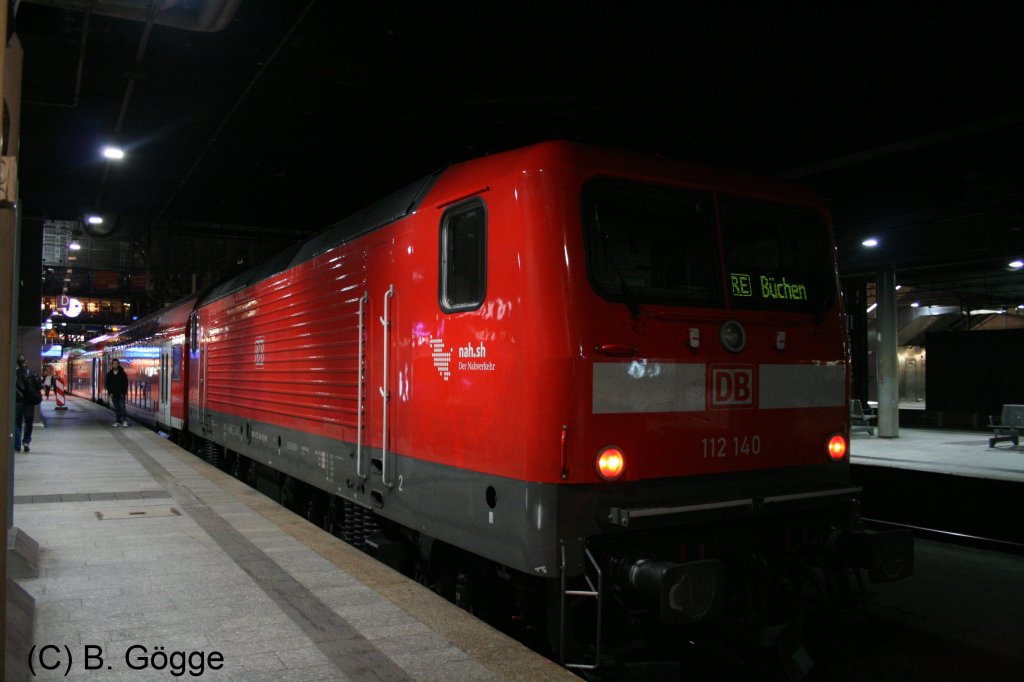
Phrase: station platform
[
  {"left": 850, "top": 426, "right": 1024, "bottom": 483},
  {"left": 9, "top": 396, "right": 575, "bottom": 681},
  {"left": 849, "top": 424, "right": 1024, "bottom": 547}
]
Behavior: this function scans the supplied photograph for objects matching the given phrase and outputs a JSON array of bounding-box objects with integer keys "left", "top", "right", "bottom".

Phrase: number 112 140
[{"left": 702, "top": 435, "right": 762, "bottom": 458}]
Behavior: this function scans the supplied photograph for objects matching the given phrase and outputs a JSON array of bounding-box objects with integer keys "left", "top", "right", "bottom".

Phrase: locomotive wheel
[
  {"left": 323, "top": 497, "right": 338, "bottom": 535},
  {"left": 430, "top": 543, "right": 464, "bottom": 604},
  {"left": 433, "top": 562, "right": 462, "bottom": 607},
  {"left": 302, "top": 490, "right": 326, "bottom": 526},
  {"left": 429, "top": 545, "right": 515, "bottom": 627},
  {"left": 279, "top": 474, "right": 293, "bottom": 508}
]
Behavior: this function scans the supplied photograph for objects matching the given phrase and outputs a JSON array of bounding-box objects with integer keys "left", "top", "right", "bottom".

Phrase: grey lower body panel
[
  {"left": 193, "top": 409, "right": 562, "bottom": 577},
  {"left": 192, "top": 409, "right": 857, "bottom": 580}
]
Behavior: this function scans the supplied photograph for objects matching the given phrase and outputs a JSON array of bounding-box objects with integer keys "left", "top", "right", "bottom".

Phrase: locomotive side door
[
  {"left": 189, "top": 311, "right": 209, "bottom": 434},
  {"left": 158, "top": 341, "right": 173, "bottom": 428},
  {"left": 365, "top": 242, "right": 399, "bottom": 503},
  {"left": 91, "top": 357, "right": 99, "bottom": 401}
]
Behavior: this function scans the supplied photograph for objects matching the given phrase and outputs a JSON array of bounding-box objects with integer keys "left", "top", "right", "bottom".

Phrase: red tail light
[
  {"left": 596, "top": 446, "right": 625, "bottom": 480},
  {"left": 827, "top": 434, "right": 847, "bottom": 461}
]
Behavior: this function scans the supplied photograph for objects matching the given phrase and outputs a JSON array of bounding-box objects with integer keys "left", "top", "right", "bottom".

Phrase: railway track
[
  {"left": 851, "top": 465, "right": 1024, "bottom": 549},
  {"left": 863, "top": 517, "right": 1024, "bottom": 556}
]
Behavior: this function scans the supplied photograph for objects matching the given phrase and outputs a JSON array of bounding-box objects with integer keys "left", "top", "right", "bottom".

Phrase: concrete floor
[
  {"left": 851, "top": 427, "right": 1024, "bottom": 483},
  {"left": 10, "top": 396, "right": 574, "bottom": 681}
]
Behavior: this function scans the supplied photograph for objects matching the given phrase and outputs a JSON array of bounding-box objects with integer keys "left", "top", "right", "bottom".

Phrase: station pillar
[{"left": 876, "top": 266, "right": 900, "bottom": 437}]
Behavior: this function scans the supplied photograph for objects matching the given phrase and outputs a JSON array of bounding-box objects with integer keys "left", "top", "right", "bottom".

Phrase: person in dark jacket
[
  {"left": 14, "top": 354, "right": 42, "bottom": 452},
  {"left": 105, "top": 358, "right": 129, "bottom": 427}
]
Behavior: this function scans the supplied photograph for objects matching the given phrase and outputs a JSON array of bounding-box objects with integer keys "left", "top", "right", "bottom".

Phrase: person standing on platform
[
  {"left": 42, "top": 367, "right": 53, "bottom": 400},
  {"left": 105, "top": 358, "right": 129, "bottom": 427},
  {"left": 14, "top": 354, "right": 43, "bottom": 452}
]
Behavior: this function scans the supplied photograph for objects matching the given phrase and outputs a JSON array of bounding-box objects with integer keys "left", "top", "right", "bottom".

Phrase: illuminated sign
[
  {"left": 42, "top": 345, "right": 63, "bottom": 358},
  {"left": 63, "top": 297, "right": 84, "bottom": 318},
  {"left": 730, "top": 273, "right": 808, "bottom": 302},
  {"left": 760, "top": 276, "right": 808, "bottom": 301},
  {"left": 731, "top": 274, "right": 752, "bottom": 297}
]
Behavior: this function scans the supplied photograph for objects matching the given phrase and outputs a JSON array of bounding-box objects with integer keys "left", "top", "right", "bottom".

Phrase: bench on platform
[
  {"left": 850, "top": 399, "right": 876, "bottom": 436},
  {"left": 988, "top": 404, "right": 1023, "bottom": 448}
]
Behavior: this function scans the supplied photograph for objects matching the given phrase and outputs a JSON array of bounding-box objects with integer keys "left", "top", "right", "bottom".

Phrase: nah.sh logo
[
  {"left": 429, "top": 339, "right": 451, "bottom": 381},
  {"left": 711, "top": 366, "right": 754, "bottom": 407}
]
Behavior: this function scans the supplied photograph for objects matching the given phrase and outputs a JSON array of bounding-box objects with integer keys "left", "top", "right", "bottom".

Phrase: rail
[{"left": 863, "top": 517, "right": 1024, "bottom": 556}]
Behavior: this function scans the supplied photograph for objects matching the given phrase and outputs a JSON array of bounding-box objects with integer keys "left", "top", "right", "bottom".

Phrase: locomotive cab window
[
  {"left": 440, "top": 200, "right": 487, "bottom": 312},
  {"left": 582, "top": 179, "right": 720, "bottom": 307}
]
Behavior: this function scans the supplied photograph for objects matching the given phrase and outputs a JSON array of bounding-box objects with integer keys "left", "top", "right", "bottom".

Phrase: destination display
[
  {"left": 720, "top": 197, "right": 833, "bottom": 313},
  {"left": 730, "top": 273, "right": 809, "bottom": 302},
  {"left": 727, "top": 268, "right": 826, "bottom": 312},
  {"left": 580, "top": 181, "right": 834, "bottom": 313}
]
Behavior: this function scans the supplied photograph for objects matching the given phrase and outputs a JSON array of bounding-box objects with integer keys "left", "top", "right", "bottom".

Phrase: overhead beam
[
  {"left": 782, "top": 110, "right": 1024, "bottom": 178},
  {"left": 21, "top": 0, "right": 243, "bottom": 32}
]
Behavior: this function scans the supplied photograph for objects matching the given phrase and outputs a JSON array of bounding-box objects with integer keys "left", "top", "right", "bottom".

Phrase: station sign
[{"left": 62, "top": 297, "right": 83, "bottom": 318}]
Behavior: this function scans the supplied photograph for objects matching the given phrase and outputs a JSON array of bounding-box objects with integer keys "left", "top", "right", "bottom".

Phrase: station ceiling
[{"left": 13, "top": 0, "right": 1024, "bottom": 311}]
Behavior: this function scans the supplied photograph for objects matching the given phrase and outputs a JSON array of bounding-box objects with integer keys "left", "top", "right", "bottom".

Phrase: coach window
[
  {"left": 172, "top": 345, "right": 182, "bottom": 381},
  {"left": 439, "top": 200, "right": 487, "bottom": 312}
]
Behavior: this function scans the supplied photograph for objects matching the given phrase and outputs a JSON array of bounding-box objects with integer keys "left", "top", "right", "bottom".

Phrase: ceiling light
[
  {"left": 102, "top": 146, "right": 125, "bottom": 160},
  {"left": 1009, "top": 260, "right": 1023, "bottom": 270},
  {"left": 862, "top": 238, "right": 879, "bottom": 247},
  {"left": 86, "top": 215, "right": 104, "bottom": 225},
  {"left": 910, "top": 301, "right": 920, "bottom": 308},
  {"left": 68, "top": 240, "right": 81, "bottom": 250},
  {"left": 866, "top": 303, "right": 877, "bottom": 313}
]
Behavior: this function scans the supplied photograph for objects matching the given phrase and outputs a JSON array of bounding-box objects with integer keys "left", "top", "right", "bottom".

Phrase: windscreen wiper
[{"left": 593, "top": 205, "right": 643, "bottom": 321}]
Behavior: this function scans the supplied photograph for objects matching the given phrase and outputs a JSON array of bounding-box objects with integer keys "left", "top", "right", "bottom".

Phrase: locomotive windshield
[
  {"left": 582, "top": 180, "right": 721, "bottom": 306},
  {"left": 719, "top": 197, "right": 834, "bottom": 313},
  {"left": 582, "top": 179, "right": 834, "bottom": 313}
]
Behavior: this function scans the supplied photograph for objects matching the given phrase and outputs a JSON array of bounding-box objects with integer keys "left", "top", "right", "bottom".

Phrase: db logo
[{"left": 711, "top": 366, "right": 754, "bottom": 408}]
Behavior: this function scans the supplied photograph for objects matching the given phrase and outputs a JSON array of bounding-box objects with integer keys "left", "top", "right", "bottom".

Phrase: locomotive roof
[
  {"left": 107, "top": 293, "right": 197, "bottom": 348},
  {"left": 201, "top": 171, "right": 442, "bottom": 306},
  {"left": 195, "top": 139, "right": 833, "bottom": 308},
  {"left": 78, "top": 166, "right": 445, "bottom": 353}
]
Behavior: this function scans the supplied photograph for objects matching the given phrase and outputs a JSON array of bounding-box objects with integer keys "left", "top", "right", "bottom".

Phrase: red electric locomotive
[{"left": 84, "top": 141, "right": 912, "bottom": 672}]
